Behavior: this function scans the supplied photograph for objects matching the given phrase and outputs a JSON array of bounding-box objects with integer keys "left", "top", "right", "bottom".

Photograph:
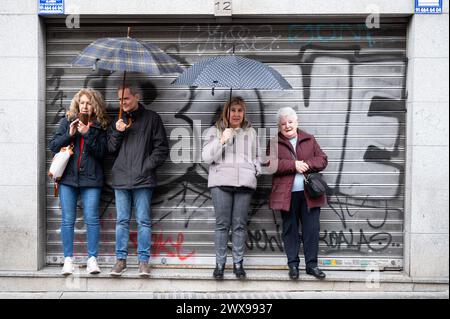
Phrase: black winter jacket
[
  {"left": 49, "top": 117, "right": 108, "bottom": 188},
  {"left": 107, "top": 103, "right": 169, "bottom": 189}
]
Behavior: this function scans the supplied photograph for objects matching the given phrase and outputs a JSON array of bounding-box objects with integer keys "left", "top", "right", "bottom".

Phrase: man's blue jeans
[
  {"left": 59, "top": 184, "right": 101, "bottom": 258},
  {"left": 114, "top": 188, "right": 153, "bottom": 263}
]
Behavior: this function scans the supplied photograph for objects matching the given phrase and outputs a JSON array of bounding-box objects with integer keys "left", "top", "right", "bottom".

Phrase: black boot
[
  {"left": 288, "top": 265, "right": 299, "bottom": 280},
  {"left": 233, "top": 261, "right": 246, "bottom": 279},
  {"left": 213, "top": 263, "right": 225, "bottom": 280},
  {"left": 306, "top": 266, "right": 326, "bottom": 279}
]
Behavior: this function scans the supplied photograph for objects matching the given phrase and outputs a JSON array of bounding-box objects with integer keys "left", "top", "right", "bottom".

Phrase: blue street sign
[
  {"left": 415, "top": 0, "right": 443, "bottom": 14},
  {"left": 39, "top": 0, "right": 64, "bottom": 15}
]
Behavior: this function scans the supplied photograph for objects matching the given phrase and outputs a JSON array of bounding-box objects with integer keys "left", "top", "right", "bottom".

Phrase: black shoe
[
  {"left": 306, "top": 266, "right": 326, "bottom": 279},
  {"left": 213, "top": 263, "right": 225, "bottom": 280},
  {"left": 233, "top": 261, "right": 246, "bottom": 279},
  {"left": 288, "top": 265, "right": 299, "bottom": 280}
]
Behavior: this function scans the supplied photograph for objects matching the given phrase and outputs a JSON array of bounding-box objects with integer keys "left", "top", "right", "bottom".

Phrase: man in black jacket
[{"left": 107, "top": 83, "right": 169, "bottom": 277}]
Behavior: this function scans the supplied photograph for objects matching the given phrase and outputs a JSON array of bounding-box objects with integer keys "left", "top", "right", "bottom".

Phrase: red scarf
[{"left": 77, "top": 137, "right": 84, "bottom": 170}]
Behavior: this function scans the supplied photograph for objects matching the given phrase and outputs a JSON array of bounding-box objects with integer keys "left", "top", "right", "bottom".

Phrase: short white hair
[{"left": 276, "top": 107, "right": 298, "bottom": 124}]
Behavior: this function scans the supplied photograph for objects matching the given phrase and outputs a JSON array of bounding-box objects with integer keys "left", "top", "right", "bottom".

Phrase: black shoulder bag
[
  {"left": 287, "top": 144, "right": 328, "bottom": 198},
  {"left": 303, "top": 172, "right": 328, "bottom": 198}
]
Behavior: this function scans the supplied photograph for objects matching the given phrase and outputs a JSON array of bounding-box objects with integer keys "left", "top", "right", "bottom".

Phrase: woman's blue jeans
[
  {"left": 114, "top": 188, "right": 153, "bottom": 263},
  {"left": 59, "top": 184, "right": 101, "bottom": 258}
]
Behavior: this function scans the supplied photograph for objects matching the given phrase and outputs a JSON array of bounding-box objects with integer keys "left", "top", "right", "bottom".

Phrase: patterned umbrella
[
  {"left": 172, "top": 55, "right": 292, "bottom": 98},
  {"left": 72, "top": 27, "right": 182, "bottom": 126},
  {"left": 72, "top": 37, "right": 182, "bottom": 75}
]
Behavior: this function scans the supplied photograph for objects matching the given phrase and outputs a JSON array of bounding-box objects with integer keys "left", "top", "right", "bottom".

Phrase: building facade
[{"left": 0, "top": 0, "right": 448, "bottom": 289}]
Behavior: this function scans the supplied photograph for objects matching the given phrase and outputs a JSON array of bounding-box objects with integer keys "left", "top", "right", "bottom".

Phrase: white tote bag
[
  {"left": 48, "top": 145, "right": 74, "bottom": 196},
  {"left": 48, "top": 145, "right": 74, "bottom": 180}
]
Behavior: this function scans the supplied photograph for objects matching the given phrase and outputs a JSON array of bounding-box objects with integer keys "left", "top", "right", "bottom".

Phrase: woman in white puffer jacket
[{"left": 202, "top": 96, "right": 261, "bottom": 280}]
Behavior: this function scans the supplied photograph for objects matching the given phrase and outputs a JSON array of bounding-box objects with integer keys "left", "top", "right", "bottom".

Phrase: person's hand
[
  {"left": 220, "top": 128, "right": 234, "bottom": 145},
  {"left": 116, "top": 119, "right": 127, "bottom": 132},
  {"left": 77, "top": 121, "right": 90, "bottom": 135},
  {"left": 69, "top": 119, "right": 79, "bottom": 136},
  {"left": 295, "top": 160, "right": 309, "bottom": 173}
]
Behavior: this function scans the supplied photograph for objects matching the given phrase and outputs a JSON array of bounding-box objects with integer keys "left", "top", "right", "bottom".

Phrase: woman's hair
[
  {"left": 276, "top": 107, "right": 298, "bottom": 125},
  {"left": 66, "top": 88, "right": 110, "bottom": 129},
  {"left": 215, "top": 96, "right": 250, "bottom": 131}
]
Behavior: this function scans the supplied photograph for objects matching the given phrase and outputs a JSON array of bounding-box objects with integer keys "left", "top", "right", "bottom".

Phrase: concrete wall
[
  {"left": 405, "top": 12, "right": 449, "bottom": 278},
  {"left": 0, "top": 0, "right": 448, "bottom": 280},
  {"left": 62, "top": 0, "right": 415, "bottom": 15},
  {"left": 0, "top": 0, "right": 46, "bottom": 270}
]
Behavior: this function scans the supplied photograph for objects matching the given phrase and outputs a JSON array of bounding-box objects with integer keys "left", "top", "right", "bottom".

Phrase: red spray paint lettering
[
  {"left": 129, "top": 231, "right": 195, "bottom": 261},
  {"left": 152, "top": 232, "right": 195, "bottom": 261}
]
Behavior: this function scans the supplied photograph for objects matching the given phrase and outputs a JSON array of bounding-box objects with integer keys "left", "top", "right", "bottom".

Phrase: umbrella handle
[
  {"left": 125, "top": 118, "right": 133, "bottom": 129},
  {"left": 119, "top": 90, "right": 125, "bottom": 120},
  {"left": 119, "top": 71, "right": 127, "bottom": 119},
  {"left": 118, "top": 97, "right": 133, "bottom": 129},
  {"left": 120, "top": 27, "right": 132, "bottom": 128},
  {"left": 118, "top": 71, "right": 133, "bottom": 129}
]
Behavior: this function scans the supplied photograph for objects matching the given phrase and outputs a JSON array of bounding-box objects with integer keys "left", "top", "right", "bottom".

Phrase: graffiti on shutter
[{"left": 46, "top": 21, "right": 406, "bottom": 270}]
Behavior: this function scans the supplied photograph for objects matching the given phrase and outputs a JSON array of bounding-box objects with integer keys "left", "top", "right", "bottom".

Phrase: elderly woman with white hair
[{"left": 267, "top": 107, "right": 328, "bottom": 280}]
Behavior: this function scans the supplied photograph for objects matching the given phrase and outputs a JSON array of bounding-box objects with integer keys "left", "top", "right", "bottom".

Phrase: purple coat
[{"left": 268, "top": 129, "right": 328, "bottom": 212}]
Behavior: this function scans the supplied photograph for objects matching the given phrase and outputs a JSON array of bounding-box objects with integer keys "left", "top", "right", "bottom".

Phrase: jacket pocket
[
  {"left": 271, "top": 180, "right": 289, "bottom": 196},
  {"left": 83, "top": 157, "right": 97, "bottom": 180},
  {"left": 238, "top": 162, "right": 257, "bottom": 188},
  {"left": 211, "top": 164, "right": 237, "bottom": 186}
]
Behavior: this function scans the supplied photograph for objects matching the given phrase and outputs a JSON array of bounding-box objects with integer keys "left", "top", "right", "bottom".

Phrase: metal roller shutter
[{"left": 45, "top": 20, "right": 407, "bottom": 270}]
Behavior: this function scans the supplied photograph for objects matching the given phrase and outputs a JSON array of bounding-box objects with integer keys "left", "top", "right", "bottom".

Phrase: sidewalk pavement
[{"left": 0, "top": 291, "right": 448, "bottom": 299}]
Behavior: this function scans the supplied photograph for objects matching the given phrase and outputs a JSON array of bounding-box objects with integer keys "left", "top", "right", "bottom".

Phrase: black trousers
[{"left": 281, "top": 191, "right": 320, "bottom": 268}]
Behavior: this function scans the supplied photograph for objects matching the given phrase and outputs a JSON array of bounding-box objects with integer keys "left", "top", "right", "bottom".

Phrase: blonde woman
[
  {"left": 49, "top": 88, "right": 110, "bottom": 275},
  {"left": 202, "top": 96, "right": 261, "bottom": 280}
]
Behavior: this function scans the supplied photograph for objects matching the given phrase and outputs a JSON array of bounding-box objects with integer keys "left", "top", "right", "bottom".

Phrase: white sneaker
[
  {"left": 61, "top": 257, "right": 74, "bottom": 275},
  {"left": 86, "top": 256, "right": 101, "bottom": 274}
]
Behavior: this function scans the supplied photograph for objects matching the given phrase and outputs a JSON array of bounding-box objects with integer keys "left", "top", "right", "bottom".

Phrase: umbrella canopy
[
  {"left": 72, "top": 28, "right": 183, "bottom": 127},
  {"left": 172, "top": 55, "right": 292, "bottom": 92},
  {"left": 72, "top": 37, "right": 183, "bottom": 75}
]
